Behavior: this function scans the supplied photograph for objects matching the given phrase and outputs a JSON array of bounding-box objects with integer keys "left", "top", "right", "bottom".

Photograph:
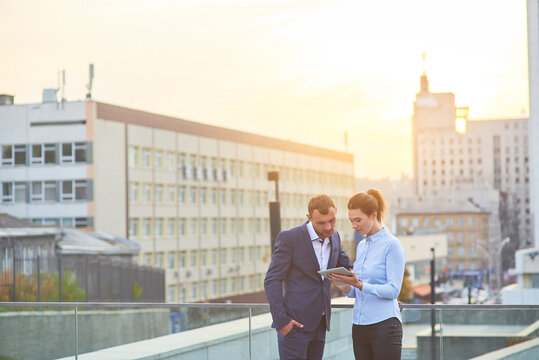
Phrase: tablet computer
[{"left": 317, "top": 267, "right": 353, "bottom": 285}]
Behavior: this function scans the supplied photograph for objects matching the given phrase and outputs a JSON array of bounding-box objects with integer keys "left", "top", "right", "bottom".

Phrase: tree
[{"left": 398, "top": 267, "right": 412, "bottom": 302}]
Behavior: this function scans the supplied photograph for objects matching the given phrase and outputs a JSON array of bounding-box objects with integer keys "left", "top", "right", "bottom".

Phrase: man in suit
[{"left": 264, "top": 194, "right": 352, "bottom": 360}]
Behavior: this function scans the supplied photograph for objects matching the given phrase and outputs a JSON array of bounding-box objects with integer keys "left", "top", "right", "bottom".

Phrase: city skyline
[{"left": 1, "top": 0, "right": 529, "bottom": 179}]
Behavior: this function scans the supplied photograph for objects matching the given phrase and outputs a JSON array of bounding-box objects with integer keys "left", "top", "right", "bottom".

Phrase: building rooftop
[
  {"left": 0, "top": 213, "right": 40, "bottom": 228},
  {"left": 394, "top": 197, "right": 489, "bottom": 215},
  {"left": 95, "top": 101, "right": 353, "bottom": 162}
]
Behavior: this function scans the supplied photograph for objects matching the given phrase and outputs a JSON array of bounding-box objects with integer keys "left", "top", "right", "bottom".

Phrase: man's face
[{"left": 307, "top": 207, "right": 337, "bottom": 240}]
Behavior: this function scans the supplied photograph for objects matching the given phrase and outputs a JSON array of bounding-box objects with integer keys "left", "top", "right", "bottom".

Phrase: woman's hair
[{"left": 347, "top": 188, "right": 387, "bottom": 223}]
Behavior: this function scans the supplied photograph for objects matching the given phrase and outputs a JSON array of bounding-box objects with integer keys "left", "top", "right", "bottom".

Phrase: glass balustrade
[{"left": 0, "top": 302, "right": 537, "bottom": 360}]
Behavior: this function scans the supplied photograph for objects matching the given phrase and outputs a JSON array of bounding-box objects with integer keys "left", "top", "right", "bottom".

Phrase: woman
[{"left": 327, "top": 189, "right": 405, "bottom": 360}]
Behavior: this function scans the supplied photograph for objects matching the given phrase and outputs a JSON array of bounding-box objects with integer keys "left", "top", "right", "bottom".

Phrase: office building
[
  {"left": 394, "top": 197, "right": 490, "bottom": 275},
  {"left": 412, "top": 73, "right": 531, "bottom": 249},
  {"left": 0, "top": 98, "right": 355, "bottom": 302}
]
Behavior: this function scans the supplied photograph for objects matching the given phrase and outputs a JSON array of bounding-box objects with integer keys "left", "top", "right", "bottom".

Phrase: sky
[{"left": 0, "top": 0, "right": 529, "bottom": 179}]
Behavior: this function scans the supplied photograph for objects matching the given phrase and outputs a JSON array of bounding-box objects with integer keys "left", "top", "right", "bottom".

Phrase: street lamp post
[
  {"left": 430, "top": 247, "right": 436, "bottom": 360},
  {"left": 267, "top": 171, "right": 281, "bottom": 252},
  {"left": 495, "top": 237, "right": 510, "bottom": 294}
]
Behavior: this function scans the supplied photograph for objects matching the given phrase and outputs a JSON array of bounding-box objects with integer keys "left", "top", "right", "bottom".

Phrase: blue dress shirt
[{"left": 347, "top": 228, "right": 406, "bottom": 325}]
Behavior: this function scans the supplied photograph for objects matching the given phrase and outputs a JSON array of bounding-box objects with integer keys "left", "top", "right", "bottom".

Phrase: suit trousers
[
  {"left": 352, "top": 317, "right": 402, "bottom": 360},
  {"left": 277, "top": 315, "right": 327, "bottom": 360}
]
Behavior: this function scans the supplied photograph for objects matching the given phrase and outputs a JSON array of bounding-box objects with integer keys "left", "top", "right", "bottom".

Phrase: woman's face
[{"left": 348, "top": 207, "right": 377, "bottom": 236}]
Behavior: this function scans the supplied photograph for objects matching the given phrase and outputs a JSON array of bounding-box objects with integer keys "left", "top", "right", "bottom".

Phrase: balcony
[{"left": 0, "top": 302, "right": 537, "bottom": 360}]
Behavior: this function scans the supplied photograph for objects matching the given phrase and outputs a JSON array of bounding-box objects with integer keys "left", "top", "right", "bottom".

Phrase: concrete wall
[{"left": 0, "top": 308, "right": 169, "bottom": 360}]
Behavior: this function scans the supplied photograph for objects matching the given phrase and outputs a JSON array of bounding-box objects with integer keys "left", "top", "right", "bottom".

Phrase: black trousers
[{"left": 352, "top": 317, "right": 402, "bottom": 360}]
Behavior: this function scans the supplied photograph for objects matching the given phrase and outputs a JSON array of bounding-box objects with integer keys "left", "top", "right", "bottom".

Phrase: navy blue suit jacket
[{"left": 264, "top": 222, "right": 352, "bottom": 332}]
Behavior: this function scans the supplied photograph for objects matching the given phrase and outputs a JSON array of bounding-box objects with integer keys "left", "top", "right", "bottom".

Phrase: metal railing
[{"left": 0, "top": 302, "right": 538, "bottom": 360}]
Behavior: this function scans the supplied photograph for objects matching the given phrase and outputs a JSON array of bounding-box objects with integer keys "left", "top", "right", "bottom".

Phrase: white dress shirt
[{"left": 307, "top": 221, "right": 331, "bottom": 272}]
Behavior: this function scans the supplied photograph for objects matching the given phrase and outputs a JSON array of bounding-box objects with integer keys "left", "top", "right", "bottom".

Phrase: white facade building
[
  {"left": 0, "top": 99, "right": 355, "bottom": 302},
  {"left": 501, "top": 0, "right": 539, "bottom": 304},
  {"left": 412, "top": 74, "right": 531, "bottom": 249}
]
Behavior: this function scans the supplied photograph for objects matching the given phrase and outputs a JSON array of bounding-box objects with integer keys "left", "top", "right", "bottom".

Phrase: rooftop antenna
[
  {"left": 58, "top": 69, "right": 66, "bottom": 109},
  {"left": 422, "top": 52, "right": 427, "bottom": 75},
  {"left": 86, "top": 63, "right": 94, "bottom": 99}
]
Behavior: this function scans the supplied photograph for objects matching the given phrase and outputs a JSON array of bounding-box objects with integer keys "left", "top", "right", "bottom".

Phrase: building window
[
  {"left": 230, "top": 219, "right": 236, "bottom": 235},
  {"left": 129, "top": 183, "right": 139, "bottom": 202},
  {"left": 42, "top": 181, "right": 57, "bottom": 201},
  {"left": 178, "top": 218, "right": 186, "bottom": 235},
  {"left": 156, "top": 253, "right": 163, "bottom": 268},
  {"left": 468, "top": 216, "right": 476, "bottom": 226},
  {"left": 200, "top": 281, "right": 207, "bottom": 300},
  {"left": 142, "top": 184, "right": 151, "bottom": 203},
  {"left": 143, "top": 218, "right": 151, "bottom": 236},
  {"left": 128, "top": 146, "right": 138, "bottom": 167},
  {"left": 190, "top": 250, "right": 197, "bottom": 267},
  {"left": 220, "top": 188, "right": 226, "bottom": 204},
  {"left": 177, "top": 153, "right": 185, "bottom": 171},
  {"left": 448, "top": 247, "right": 453, "bottom": 256},
  {"left": 167, "top": 152, "right": 175, "bottom": 171},
  {"left": 62, "top": 180, "right": 88, "bottom": 201},
  {"left": 220, "top": 279, "right": 227, "bottom": 295},
  {"left": 155, "top": 185, "right": 163, "bottom": 203},
  {"left": 168, "top": 252, "right": 175, "bottom": 269},
  {"left": 142, "top": 148, "right": 151, "bottom": 168},
  {"left": 189, "top": 187, "right": 196, "bottom": 204},
  {"left": 200, "top": 250, "right": 207, "bottom": 266},
  {"left": 2, "top": 144, "right": 26, "bottom": 166},
  {"left": 210, "top": 218, "right": 217, "bottom": 235},
  {"left": 457, "top": 217, "right": 464, "bottom": 226},
  {"left": 155, "top": 218, "right": 163, "bottom": 237},
  {"left": 189, "top": 219, "right": 197, "bottom": 236},
  {"left": 168, "top": 286, "right": 175, "bottom": 302},
  {"left": 199, "top": 187, "right": 207, "bottom": 204},
  {"left": 31, "top": 143, "right": 57, "bottom": 165},
  {"left": 237, "top": 190, "right": 244, "bottom": 205},
  {"left": 238, "top": 219, "right": 244, "bottom": 235},
  {"left": 178, "top": 251, "right": 186, "bottom": 268},
  {"left": 167, "top": 218, "right": 175, "bottom": 236},
  {"left": 200, "top": 218, "right": 207, "bottom": 235},
  {"left": 210, "top": 249, "right": 217, "bottom": 265},
  {"left": 154, "top": 150, "right": 163, "bottom": 169},
  {"left": 210, "top": 188, "right": 216, "bottom": 204},
  {"left": 457, "top": 232, "right": 464, "bottom": 243},
  {"left": 178, "top": 186, "right": 186, "bottom": 203},
  {"left": 129, "top": 219, "right": 139, "bottom": 237},
  {"left": 458, "top": 247, "right": 464, "bottom": 256},
  {"left": 469, "top": 246, "right": 476, "bottom": 257},
  {"left": 60, "top": 180, "right": 75, "bottom": 201},
  {"left": 167, "top": 185, "right": 175, "bottom": 203},
  {"left": 220, "top": 249, "right": 227, "bottom": 264},
  {"left": 1, "top": 182, "right": 13, "bottom": 202}
]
